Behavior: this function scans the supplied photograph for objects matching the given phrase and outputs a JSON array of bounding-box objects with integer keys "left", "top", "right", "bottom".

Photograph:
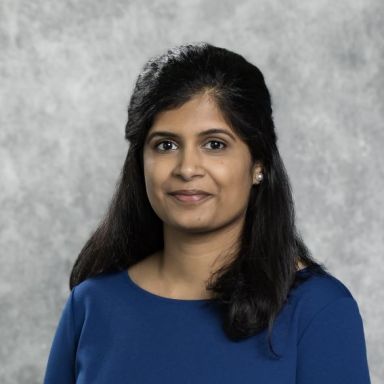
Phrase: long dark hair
[{"left": 69, "top": 42, "right": 329, "bottom": 358}]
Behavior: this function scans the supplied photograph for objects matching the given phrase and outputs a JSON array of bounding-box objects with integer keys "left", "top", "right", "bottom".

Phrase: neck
[{"left": 154, "top": 215, "right": 244, "bottom": 299}]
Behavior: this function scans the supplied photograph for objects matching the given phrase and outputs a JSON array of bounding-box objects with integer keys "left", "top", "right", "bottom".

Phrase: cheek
[
  {"left": 143, "top": 169, "right": 167, "bottom": 218},
  {"left": 214, "top": 159, "right": 251, "bottom": 186},
  {"left": 213, "top": 161, "right": 252, "bottom": 202},
  {"left": 143, "top": 158, "right": 162, "bottom": 196},
  {"left": 143, "top": 157, "right": 172, "bottom": 207}
]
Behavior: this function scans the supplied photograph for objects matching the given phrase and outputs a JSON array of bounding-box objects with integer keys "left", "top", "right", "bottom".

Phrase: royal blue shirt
[{"left": 43, "top": 267, "right": 371, "bottom": 383}]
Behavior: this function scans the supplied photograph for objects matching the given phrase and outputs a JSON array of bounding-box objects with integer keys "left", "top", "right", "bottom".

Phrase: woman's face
[{"left": 143, "top": 92, "right": 262, "bottom": 233}]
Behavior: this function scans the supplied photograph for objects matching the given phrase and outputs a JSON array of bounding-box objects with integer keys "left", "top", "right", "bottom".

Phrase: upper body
[
  {"left": 49, "top": 45, "right": 372, "bottom": 384},
  {"left": 43, "top": 265, "right": 371, "bottom": 384}
]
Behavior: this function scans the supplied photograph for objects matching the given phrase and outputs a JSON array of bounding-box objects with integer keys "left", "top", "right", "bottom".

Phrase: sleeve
[
  {"left": 43, "top": 287, "right": 77, "bottom": 384},
  {"left": 296, "top": 296, "right": 371, "bottom": 383}
]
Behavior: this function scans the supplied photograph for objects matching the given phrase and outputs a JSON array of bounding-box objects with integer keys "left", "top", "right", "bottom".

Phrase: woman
[{"left": 43, "top": 42, "right": 371, "bottom": 383}]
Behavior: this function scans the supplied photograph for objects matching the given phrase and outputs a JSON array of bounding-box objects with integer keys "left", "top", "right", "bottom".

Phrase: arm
[
  {"left": 296, "top": 296, "right": 371, "bottom": 383},
  {"left": 43, "top": 287, "right": 77, "bottom": 384}
]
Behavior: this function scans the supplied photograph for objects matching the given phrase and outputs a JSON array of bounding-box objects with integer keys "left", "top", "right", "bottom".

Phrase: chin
[{"left": 167, "top": 220, "right": 214, "bottom": 234}]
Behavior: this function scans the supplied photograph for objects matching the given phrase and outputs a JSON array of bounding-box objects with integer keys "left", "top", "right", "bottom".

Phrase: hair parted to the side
[{"left": 69, "top": 42, "right": 329, "bottom": 359}]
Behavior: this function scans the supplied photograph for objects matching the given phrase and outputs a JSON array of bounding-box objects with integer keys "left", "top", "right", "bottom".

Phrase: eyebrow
[{"left": 146, "top": 128, "right": 237, "bottom": 143}]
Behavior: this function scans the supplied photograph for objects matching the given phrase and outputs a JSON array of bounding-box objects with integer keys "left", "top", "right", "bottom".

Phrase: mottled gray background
[{"left": 0, "top": 0, "right": 382, "bottom": 382}]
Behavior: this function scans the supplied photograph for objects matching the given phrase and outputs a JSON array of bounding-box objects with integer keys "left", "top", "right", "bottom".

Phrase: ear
[
  {"left": 251, "top": 161, "right": 264, "bottom": 184},
  {"left": 252, "top": 161, "right": 263, "bottom": 178}
]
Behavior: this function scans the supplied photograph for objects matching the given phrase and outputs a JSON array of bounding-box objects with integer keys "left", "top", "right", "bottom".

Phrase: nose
[{"left": 172, "top": 144, "right": 205, "bottom": 180}]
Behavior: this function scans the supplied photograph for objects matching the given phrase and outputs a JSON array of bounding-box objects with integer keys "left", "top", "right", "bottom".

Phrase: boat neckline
[{"left": 120, "top": 266, "right": 310, "bottom": 304}]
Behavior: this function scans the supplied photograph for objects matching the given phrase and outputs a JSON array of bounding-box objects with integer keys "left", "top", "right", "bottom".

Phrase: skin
[{"left": 128, "top": 91, "right": 305, "bottom": 300}]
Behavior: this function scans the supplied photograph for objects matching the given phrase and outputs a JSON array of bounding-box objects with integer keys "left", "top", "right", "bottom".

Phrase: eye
[
  {"left": 154, "top": 140, "right": 177, "bottom": 152},
  {"left": 203, "top": 140, "right": 227, "bottom": 150},
  {"left": 153, "top": 139, "right": 227, "bottom": 152}
]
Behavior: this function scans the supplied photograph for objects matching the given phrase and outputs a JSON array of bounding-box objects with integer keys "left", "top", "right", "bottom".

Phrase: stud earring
[{"left": 253, "top": 173, "right": 263, "bottom": 184}]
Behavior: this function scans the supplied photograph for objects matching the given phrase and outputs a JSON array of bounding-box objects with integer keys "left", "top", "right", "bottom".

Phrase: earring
[{"left": 253, "top": 173, "right": 263, "bottom": 184}]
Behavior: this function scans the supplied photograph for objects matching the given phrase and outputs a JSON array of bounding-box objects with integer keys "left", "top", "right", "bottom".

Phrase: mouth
[{"left": 168, "top": 193, "right": 212, "bottom": 204}]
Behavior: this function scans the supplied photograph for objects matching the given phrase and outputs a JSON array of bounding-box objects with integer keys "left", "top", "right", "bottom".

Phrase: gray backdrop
[{"left": 1, "top": 0, "right": 382, "bottom": 382}]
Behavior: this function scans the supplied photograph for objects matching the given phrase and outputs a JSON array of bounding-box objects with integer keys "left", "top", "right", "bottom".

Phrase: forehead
[{"left": 149, "top": 93, "right": 235, "bottom": 137}]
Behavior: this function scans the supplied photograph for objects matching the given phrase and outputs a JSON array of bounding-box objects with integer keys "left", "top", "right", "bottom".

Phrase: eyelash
[{"left": 153, "top": 139, "right": 227, "bottom": 152}]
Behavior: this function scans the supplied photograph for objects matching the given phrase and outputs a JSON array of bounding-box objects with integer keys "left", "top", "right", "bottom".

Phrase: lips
[
  {"left": 171, "top": 194, "right": 209, "bottom": 202},
  {"left": 169, "top": 189, "right": 210, "bottom": 196},
  {"left": 168, "top": 190, "right": 212, "bottom": 204}
]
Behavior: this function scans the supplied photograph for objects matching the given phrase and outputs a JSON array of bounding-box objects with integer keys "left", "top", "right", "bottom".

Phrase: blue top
[{"left": 43, "top": 267, "right": 371, "bottom": 383}]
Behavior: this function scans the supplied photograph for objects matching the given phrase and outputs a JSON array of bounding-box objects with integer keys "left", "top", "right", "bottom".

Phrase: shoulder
[
  {"left": 291, "top": 270, "right": 371, "bottom": 382},
  {"left": 58, "top": 270, "right": 125, "bottom": 341},
  {"left": 288, "top": 268, "right": 360, "bottom": 335},
  {"left": 71, "top": 269, "right": 124, "bottom": 308},
  {"left": 291, "top": 268, "right": 354, "bottom": 302}
]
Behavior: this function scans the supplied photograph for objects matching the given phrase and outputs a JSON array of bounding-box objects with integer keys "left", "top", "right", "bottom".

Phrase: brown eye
[
  {"left": 154, "top": 140, "right": 177, "bottom": 152},
  {"left": 204, "top": 140, "right": 227, "bottom": 150},
  {"left": 153, "top": 139, "right": 227, "bottom": 152}
]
